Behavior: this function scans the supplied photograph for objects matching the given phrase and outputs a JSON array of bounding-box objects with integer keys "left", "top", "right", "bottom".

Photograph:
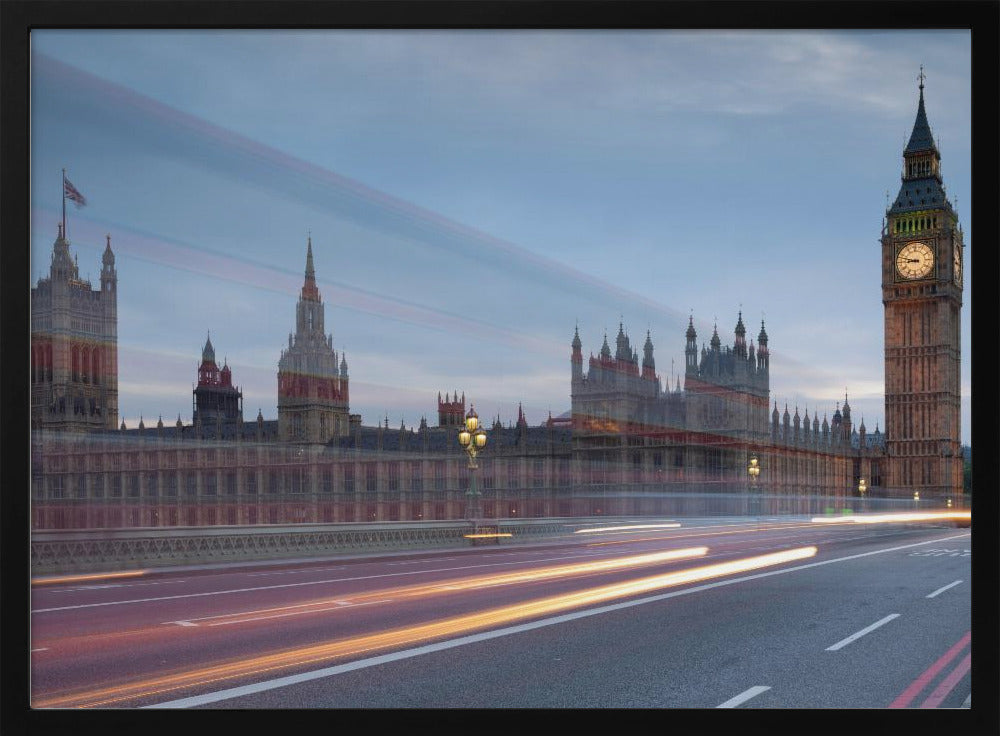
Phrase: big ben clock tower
[{"left": 882, "top": 69, "right": 964, "bottom": 500}]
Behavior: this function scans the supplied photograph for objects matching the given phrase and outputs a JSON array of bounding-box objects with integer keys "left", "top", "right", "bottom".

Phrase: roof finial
[{"left": 918, "top": 64, "right": 925, "bottom": 92}]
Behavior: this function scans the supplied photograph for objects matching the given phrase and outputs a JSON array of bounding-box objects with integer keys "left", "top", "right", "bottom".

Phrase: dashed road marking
[
  {"left": 926, "top": 580, "right": 963, "bottom": 598},
  {"left": 826, "top": 614, "right": 900, "bottom": 651},
  {"left": 718, "top": 685, "right": 771, "bottom": 708}
]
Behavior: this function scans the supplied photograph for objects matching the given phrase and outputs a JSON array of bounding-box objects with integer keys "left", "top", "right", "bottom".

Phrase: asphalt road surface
[{"left": 30, "top": 517, "right": 972, "bottom": 710}]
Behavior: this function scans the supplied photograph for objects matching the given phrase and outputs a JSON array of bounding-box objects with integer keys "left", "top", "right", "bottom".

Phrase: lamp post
[
  {"left": 913, "top": 490, "right": 920, "bottom": 509},
  {"left": 858, "top": 477, "right": 867, "bottom": 514},
  {"left": 748, "top": 455, "right": 760, "bottom": 518},
  {"left": 458, "top": 405, "right": 488, "bottom": 520}
]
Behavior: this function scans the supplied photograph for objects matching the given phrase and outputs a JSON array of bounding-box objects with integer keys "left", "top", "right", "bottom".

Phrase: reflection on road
[{"left": 33, "top": 545, "right": 816, "bottom": 708}]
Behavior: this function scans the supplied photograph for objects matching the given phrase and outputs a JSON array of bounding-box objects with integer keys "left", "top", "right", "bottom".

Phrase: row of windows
[
  {"left": 893, "top": 215, "right": 938, "bottom": 234},
  {"left": 38, "top": 470, "right": 581, "bottom": 500}
]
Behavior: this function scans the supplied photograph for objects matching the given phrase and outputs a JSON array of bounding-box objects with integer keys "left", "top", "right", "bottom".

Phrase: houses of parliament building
[{"left": 29, "top": 81, "right": 964, "bottom": 529}]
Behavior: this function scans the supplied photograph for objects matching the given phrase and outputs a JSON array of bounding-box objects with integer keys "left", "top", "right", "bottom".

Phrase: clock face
[
  {"left": 953, "top": 243, "right": 962, "bottom": 286},
  {"left": 896, "top": 241, "right": 934, "bottom": 280}
]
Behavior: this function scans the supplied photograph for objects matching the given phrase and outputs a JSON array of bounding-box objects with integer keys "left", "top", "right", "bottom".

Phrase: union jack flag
[{"left": 64, "top": 177, "right": 87, "bottom": 208}]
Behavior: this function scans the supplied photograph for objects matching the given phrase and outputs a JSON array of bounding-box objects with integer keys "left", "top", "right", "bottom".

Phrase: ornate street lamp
[
  {"left": 748, "top": 455, "right": 760, "bottom": 517},
  {"left": 858, "top": 477, "right": 867, "bottom": 514},
  {"left": 458, "top": 405, "right": 488, "bottom": 520}
]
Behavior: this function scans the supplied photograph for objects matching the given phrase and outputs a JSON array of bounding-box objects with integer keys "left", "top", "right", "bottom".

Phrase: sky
[{"left": 29, "top": 30, "right": 973, "bottom": 443}]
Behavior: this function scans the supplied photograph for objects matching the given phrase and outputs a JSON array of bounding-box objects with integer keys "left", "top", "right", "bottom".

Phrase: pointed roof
[
  {"left": 600, "top": 332, "right": 611, "bottom": 359},
  {"left": 686, "top": 316, "right": 697, "bottom": 341},
  {"left": 735, "top": 310, "right": 746, "bottom": 337},
  {"left": 301, "top": 235, "right": 320, "bottom": 301},
  {"left": 905, "top": 69, "right": 937, "bottom": 155},
  {"left": 103, "top": 233, "right": 115, "bottom": 265},
  {"left": 890, "top": 71, "right": 951, "bottom": 216},
  {"left": 572, "top": 323, "right": 582, "bottom": 351},
  {"left": 202, "top": 332, "right": 215, "bottom": 364}
]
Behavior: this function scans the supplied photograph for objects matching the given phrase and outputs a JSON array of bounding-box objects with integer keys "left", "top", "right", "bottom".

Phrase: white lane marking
[
  {"left": 207, "top": 599, "right": 393, "bottom": 626},
  {"left": 246, "top": 567, "right": 345, "bottom": 577},
  {"left": 31, "top": 549, "right": 662, "bottom": 614},
  {"left": 165, "top": 621, "right": 198, "bottom": 627},
  {"left": 146, "top": 533, "right": 968, "bottom": 709},
  {"left": 825, "top": 614, "right": 900, "bottom": 651},
  {"left": 926, "top": 580, "right": 963, "bottom": 598},
  {"left": 717, "top": 685, "right": 771, "bottom": 708},
  {"left": 31, "top": 648, "right": 50, "bottom": 653},
  {"left": 46, "top": 579, "right": 191, "bottom": 593}
]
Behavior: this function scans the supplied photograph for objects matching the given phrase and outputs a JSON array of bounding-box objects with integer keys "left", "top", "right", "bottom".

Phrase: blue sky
[{"left": 30, "top": 30, "right": 972, "bottom": 442}]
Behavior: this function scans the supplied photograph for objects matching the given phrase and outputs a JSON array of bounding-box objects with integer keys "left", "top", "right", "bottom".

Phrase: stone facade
[
  {"left": 29, "top": 81, "right": 964, "bottom": 530},
  {"left": 882, "top": 76, "right": 964, "bottom": 497},
  {"left": 277, "top": 237, "right": 351, "bottom": 443},
  {"left": 30, "top": 226, "right": 118, "bottom": 432}
]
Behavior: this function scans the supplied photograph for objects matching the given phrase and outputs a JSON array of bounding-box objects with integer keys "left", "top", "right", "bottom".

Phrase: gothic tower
[
  {"left": 277, "top": 237, "right": 350, "bottom": 443},
  {"left": 882, "top": 70, "right": 963, "bottom": 498},
  {"left": 31, "top": 227, "right": 118, "bottom": 431},
  {"left": 192, "top": 333, "right": 243, "bottom": 428}
]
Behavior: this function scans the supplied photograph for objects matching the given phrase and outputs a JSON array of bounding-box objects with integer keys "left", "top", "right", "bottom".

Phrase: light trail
[
  {"left": 810, "top": 511, "right": 971, "bottom": 525},
  {"left": 33, "top": 545, "right": 815, "bottom": 708},
  {"left": 161, "top": 547, "right": 711, "bottom": 627},
  {"left": 583, "top": 520, "right": 831, "bottom": 547},
  {"left": 32, "top": 570, "right": 149, "bottom": 586},
  {"left": 574, "top": 523, "right": 681, "bottom": 534}
]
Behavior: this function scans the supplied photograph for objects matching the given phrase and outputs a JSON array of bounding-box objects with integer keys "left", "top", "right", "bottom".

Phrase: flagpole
[{"left": 61, "top": 168, "right": 66, "bottom": 240}]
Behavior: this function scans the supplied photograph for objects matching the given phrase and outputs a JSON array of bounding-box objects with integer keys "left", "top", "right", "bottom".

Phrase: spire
[
  {"left": 103, "top": 234, "right": 115, "bottom": 264},
  {"left": 642, "top": 329, "right": 655, "bottom": 372},
  {"left": 734, "top": 310, "right": 747, "bottom": 358},
  {"left": 905, "top": 66, "right": 937, "bottom": 155},
  {"left": 757, "top": 319, "right": 768, "bottom": 347},
  {"left": 891, "top": 69, "right": 950, "bottom": 216},
  {"left": 686, "top": 316, "right": 697, "bottom": 340},
  {"left": 202, "top": 331, "right": 215, "bottom": 364},
  {"left": 306, "top": 234, "right": 315, "bottom": 279},
  {"left": 301, "top": 235, "right": 320, "bottom": 301},
  {"left": 572, "top": 323, "right": 582, "bottom": 352},
  {"left": 710, "top": 322, "right": 721, "bottom": 350},
  {"left": 615, "top": 321, "right": 629, "bottom": 361}
]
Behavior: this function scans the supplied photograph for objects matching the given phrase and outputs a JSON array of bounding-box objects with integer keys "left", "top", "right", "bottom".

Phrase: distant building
[
  {"left": 31, "top": 226, "right": 118, "bottom": 432},
  {"left": 192, "top": 333, "right": 243, "bottom": 430},
  {"left": 30, "top": 79, "right": 962, "bottom": 529}
]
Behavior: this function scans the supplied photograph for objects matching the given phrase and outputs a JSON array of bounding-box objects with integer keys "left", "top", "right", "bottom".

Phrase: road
[{"left": 30, "top": 516, "right": 972, "bottom": 709}]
